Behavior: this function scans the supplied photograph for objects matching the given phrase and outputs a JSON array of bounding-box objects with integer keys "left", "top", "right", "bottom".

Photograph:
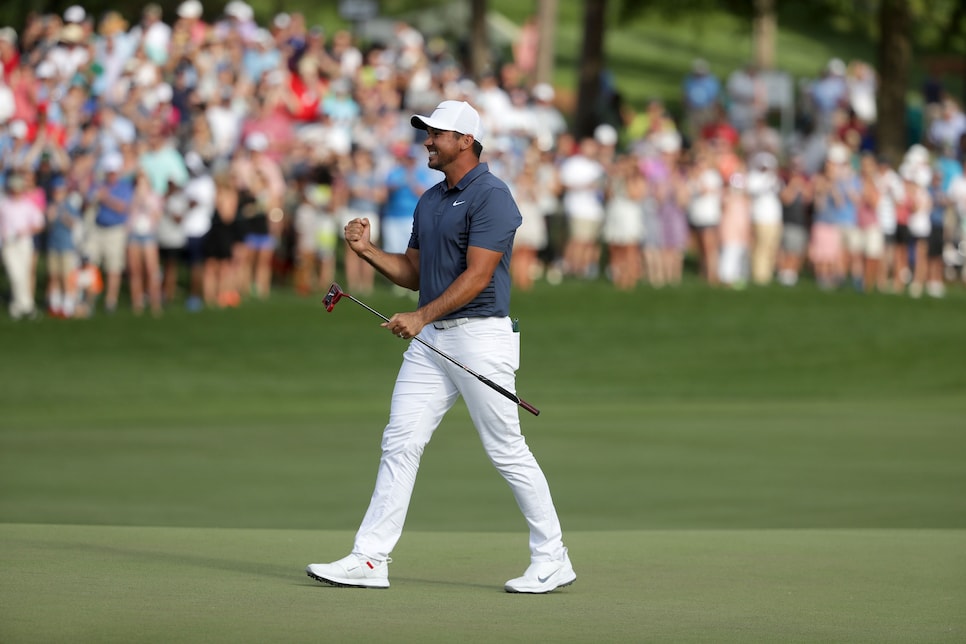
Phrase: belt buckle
[{"left": 433, "top": 317, "right": 468, "bottom": 330}]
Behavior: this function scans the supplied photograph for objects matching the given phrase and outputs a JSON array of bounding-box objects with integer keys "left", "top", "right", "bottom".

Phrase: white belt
[{"left": 433, "top": 317, "right": 472, "bottom": 330}]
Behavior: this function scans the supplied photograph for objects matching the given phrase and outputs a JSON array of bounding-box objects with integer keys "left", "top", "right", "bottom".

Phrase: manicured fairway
[
  {"left": 2, "top": 281, "right": 965, "bottom": 641},
  {"left": 2, "top": 525, "right": 964, "bottom": 643}
]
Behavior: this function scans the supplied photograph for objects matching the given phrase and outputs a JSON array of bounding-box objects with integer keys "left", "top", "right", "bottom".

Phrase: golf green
[
  {"left": 2, "top": 281, "right": 964, "bottom": 640},
  {"left": 2, "top": 525, "right": 963, "bottom": 642}
]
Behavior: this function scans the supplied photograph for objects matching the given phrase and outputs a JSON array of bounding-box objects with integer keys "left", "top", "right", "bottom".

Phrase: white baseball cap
[
  {"left": 532, "top": 83, "right": 555, "bottom": 102},
  {"left": 410, "top": 100, "right": 484, "bottom": 146},
  {"left": 225, "top": 1, "right": 253, "bottom": 21},
  {"left": 64, "top": 5, "right": 86, "bottom": 24},
  {"left": 0, "top": 27, "right": 18, "bottom": 45},
  {"left": 102, "top": 153, "right": 124, "bottom": 173},
  {"left": 10, "top": 119, "right": 28, "bottom": 139},
  {"left": 155, "top": 82, "right": 173, "bottom": 103},
  {"left": 827, "top": 143, "right": 850, "bottom": 165},
  {"left": 594, "top": 123, "right": 618, "bottom": 147},
  {"left": 177, "top": 0, "right": 203, "bottom": 19}
]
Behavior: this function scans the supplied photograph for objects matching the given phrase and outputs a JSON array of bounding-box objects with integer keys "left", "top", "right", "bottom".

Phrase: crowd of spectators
[{"left": 1, "top": 3, "right": 965, "bottom": 320}]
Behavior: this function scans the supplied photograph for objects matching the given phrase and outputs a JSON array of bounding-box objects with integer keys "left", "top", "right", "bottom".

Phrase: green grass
[
  {"left": 1, "top": 525, "right": 964, "bottom": 643},
  {"left": 2, "top": 281, "right": 966, "bottom": 640}
]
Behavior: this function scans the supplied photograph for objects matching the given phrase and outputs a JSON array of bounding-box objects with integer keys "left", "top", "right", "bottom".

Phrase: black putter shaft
[{"left": 330, "top": 286, "right": 540, "bottom": 416}]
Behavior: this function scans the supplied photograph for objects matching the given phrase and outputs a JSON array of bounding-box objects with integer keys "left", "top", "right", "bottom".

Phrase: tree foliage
[{"left": 618, "top": 0, "right": 964, "bottom": 55}]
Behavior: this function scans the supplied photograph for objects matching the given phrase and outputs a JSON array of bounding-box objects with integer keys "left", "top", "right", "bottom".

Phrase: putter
[{"left": 323, "top": 283, "right": 540, "bottom": 416}]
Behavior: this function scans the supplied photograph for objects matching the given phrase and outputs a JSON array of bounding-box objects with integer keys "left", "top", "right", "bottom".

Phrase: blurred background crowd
[{"left": 1, "top": 2, "right": 965, "bottom": 320}]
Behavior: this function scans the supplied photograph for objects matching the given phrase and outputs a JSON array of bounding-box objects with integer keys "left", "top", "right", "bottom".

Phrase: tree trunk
[
  {"left": 535, "top": 0, "right": 559, "bottom": 86},
  {"left": 876, "top": 0, "right": 912, "bottom": 161},
  {"left": 752, "top": 0, "right": 776, "bottom": 70},
  {"left": 468, "top": 0, "right": 489, "bottom": 78},
  {"left": 575, "top": 0, "right": 607, "bottom": 139}
]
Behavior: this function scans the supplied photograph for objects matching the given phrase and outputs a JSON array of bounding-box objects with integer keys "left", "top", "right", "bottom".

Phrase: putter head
[{"left": 323, "top": 283, "right": 345, "bottom": 312}]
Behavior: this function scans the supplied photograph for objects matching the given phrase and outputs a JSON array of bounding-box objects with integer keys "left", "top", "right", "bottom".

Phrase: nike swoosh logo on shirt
[{"left": 453, "top": 200, "right": 466, "bottom": 206}]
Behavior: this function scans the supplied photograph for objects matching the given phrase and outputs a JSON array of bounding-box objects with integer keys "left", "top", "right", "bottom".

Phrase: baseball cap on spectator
[
  {"left": 904, "top": 144, "right": 930, "bottom": 166},
  {"left": 410, "top": 100, "right": 484, "bottom": 146},
  {"left": 327, "top": 128, "right": 351, "bottom": 156},
  {"left": 6, "top": 173, "right": 26, "bottom": 192},
  {"left": 64, "top": 5, "right": 86, "bottom": 24},
  {"left": 99, "top": 11, "right": 129, "bottom": 37},
  {"left": 245, "top": 132, "right": 268, "bottom": 151},
  {"left": 254, "top": 28, "right": 274, "bottom": 47},
  {"left": 102, "top": 153, "right": 124, "bottom": 173},
  {"left": 532, "top": 83, "right": 555, "bottom": 103},
  {"left": 0, "top": 26, "right": 17, "bottom": 45},
  {"left": 273, "top": 13, "right": 291, "bottom": 29},
  {"left": 827, "top": 58, "right": 846, "bottom": 76},
  {"left": 134, "top": 64, "right": 159, "bottom": 87},
  {"left": 225, "top": 1, "right": 253, "bottom": 22},
  {"left": 178, "top": 0, "right": 203, "bottom": 20},
  {"left": 594, "top": 123, "right": 618, "bottom": 147},
  {"left": 656, "top": 130, "right": 682, "bottom": 154},
  {"left": 827, "top": 143, "right": 850, "bottom": 164},
  {"left": 155, "top": 83, "right": 173, "bottom": 103},
  {"left": 9, "top": 119, "right": 28, "bottom": 139},
  {"left": 60, "top": 23, "right": 85, "bottom": 44}
]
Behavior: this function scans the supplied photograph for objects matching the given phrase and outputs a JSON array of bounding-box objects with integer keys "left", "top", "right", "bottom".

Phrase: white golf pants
[
  {"left": 1, "top": 235, "right": 37, "bottom": 318},
  {"left": 352, "top": 316, "right": 566, "bottom": 563}
]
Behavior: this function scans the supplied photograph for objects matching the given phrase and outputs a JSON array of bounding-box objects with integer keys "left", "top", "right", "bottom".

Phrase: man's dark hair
[{"left": 447, "top": 130, "right": 483, "bottom": 159}]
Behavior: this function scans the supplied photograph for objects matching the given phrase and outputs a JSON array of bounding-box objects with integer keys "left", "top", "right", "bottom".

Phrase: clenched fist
[{"left": 344, "top": 217, "right": 371, "bottom": 255}]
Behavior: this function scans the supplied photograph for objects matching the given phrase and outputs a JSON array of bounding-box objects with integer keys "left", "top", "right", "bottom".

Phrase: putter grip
[
  {"left": 481, "top": 376, "right": 540, "bottom": 417},
  {"left": 518, "top": 399, "right": 541, "bottom": 416}
]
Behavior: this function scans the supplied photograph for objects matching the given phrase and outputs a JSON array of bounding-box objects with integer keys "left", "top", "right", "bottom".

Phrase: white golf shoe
[
  {"left": 504, "top": 549, "right": 576, "bottom": 594},
  {"left": 305, "top": 554, "right": 391, "bottom": 589}
]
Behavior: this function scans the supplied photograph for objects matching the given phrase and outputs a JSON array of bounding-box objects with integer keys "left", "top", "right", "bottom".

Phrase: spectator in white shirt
[
  {"left": 927, "top": 98, "right": 966, "bottom": 153},
  {"left": 746, "top": 152, "right": 783, "bottom": 284}
]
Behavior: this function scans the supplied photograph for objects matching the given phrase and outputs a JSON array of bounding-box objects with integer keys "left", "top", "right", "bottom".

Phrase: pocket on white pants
[{"left": 462, "top": 317, "right": 519, "bottom": 374}]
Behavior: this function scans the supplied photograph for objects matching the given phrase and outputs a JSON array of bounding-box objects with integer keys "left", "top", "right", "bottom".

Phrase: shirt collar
[{"left": 449, "top": 162, "right": 488, "bottom": 193}]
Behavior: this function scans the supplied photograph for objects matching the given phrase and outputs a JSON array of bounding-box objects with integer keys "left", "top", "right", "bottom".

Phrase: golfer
[{"left": 307, "top": 100, "right": 575, "bottom": 593}]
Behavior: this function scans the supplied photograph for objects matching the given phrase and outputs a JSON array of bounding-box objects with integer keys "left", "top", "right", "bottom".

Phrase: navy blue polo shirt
[{"left": 409, "top": 162, "right": 521, "bottom": 319}]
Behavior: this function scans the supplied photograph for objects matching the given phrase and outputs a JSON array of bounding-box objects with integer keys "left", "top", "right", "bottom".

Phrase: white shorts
[
  {"left": 839, "top": 225, "right": 863, "bottom": 254},
  {"left": 861, "top": 227, "right": 885, "bottom": 259}
]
